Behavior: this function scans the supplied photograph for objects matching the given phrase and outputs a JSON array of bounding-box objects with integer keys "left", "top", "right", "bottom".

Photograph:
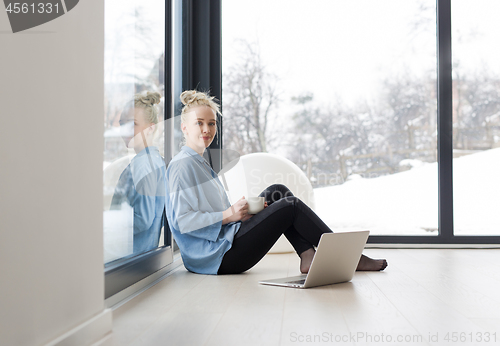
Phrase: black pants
[{"left": 218, "top": 184, "right": 333, "bottom": 274}]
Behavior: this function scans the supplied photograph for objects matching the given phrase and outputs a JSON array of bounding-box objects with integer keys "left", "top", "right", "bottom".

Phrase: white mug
[{"left": 247, "top": 197, "right": 265, "bottom": 214}]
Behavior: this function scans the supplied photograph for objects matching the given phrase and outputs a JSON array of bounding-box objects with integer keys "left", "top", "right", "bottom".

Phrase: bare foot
[
  {"left": 356, "top": 254, "right": 388, "bottom": 271},
  {"left": 299, "top": 248, "right": 316, "bottom": 274}
]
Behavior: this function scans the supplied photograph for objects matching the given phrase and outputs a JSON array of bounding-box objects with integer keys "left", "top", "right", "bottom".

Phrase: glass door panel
[
  {"left": 452, "top": 0, "right": 500, "bottom": 236},
  {"left": 104, "top": 0, "right": 167, "bottom": 264}
]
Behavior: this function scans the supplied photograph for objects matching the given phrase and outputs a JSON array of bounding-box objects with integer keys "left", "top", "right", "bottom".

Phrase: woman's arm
[
  {"left": 131, "top": 165, "right": 164, "bottom": 235},
  {"left": 222, "top": 197, "right": 249, "bottom": 224},
  {"left": 170, "top": 185, "right": 224, "bottom": 242},
  {"left": 167, "top": 158, "right": 231, "bottom": 241}
]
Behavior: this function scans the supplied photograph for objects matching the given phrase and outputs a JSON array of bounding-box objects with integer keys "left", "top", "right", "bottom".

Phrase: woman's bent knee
[
  {"left": 274, "top": 195, "right": 299, "bottom": 207},
  {"left": 266, "top": 184, "right": 294, "bottom": 201}
]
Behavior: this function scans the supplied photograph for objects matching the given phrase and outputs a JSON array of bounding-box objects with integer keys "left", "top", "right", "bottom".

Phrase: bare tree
[
  {"left": 222, "top": 40, "right": 280, "bottom": 154},
  {"left": 453, "top": 66, "right": 500, "bottom": 149},
  {"left": 289, "top": 93, "right": 385, "bottom": 182},
  {"left": 381, "top": 73, "right": 436, "bottom": 152},
  {"left": 288, "top": 72, "right": 438, "bottom": 185}
]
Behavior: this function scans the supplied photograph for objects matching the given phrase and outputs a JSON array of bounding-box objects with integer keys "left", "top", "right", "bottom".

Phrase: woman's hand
[
  {"left": 222, "top": 197, "right": 249, "bottom": 224},
  {"left": 240, "top": 200, "right": 268, "bottom": 221}
]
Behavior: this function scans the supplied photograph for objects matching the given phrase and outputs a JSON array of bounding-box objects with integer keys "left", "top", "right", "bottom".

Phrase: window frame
[
  {"left": 182, "top": 0, "right": 223, "bottom": 172},
  {"left": 368, "top": 0, "right": 500, "bottom": 245}
]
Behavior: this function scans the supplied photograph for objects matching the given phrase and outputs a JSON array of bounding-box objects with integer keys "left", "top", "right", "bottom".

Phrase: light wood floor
[{"left": 111, "top": 249, "right": 500, "bottom": 346}]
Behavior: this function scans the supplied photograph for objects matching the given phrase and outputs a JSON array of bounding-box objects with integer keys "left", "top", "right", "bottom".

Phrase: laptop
[{"left": 259, "top": 230, "right": 370, "bottom": 289}]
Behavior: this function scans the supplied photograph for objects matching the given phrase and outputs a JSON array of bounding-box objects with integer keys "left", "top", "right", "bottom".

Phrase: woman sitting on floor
[{"left": 165, "top": 90, "right": 388, "bottom": 275}]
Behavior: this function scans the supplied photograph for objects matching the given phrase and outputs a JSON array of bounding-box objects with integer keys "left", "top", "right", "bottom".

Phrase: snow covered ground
[{"left": 314, "top": 148, "right": 500, "bottom": 236}]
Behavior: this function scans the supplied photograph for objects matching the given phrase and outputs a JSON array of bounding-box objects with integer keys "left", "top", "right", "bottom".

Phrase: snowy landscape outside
[
  {"left": 222, "top": 0, "right": 500, "bottom": 237},
  {"left": 315, "top": 148, "right": 500, "bottom": 236}
]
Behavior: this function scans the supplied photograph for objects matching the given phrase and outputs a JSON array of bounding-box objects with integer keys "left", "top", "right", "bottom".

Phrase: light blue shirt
[
  {"left": 165, "top": 146, "right": 241, "bottom": 274},
  {"left": 111, "top": 146, "right": 166, "bottom": 255}
]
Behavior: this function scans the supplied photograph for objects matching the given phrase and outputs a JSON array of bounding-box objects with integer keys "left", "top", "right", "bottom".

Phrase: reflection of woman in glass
[
  {"left": 166, "top": 90, "right": 387, "bottom": 275},
  {"left": 111, "top": 92, "right": 166, "bottom": 255}
]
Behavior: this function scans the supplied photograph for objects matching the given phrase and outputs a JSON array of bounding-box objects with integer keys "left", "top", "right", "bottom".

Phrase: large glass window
[
  {"left": 103, "top": 0, "right": 167, "bottom": 265},
  {"left": 452, "top": 0, "right": 500, "bottom": 236},
  {"left": 222, "top": 0, "right": 438, "bottom": 236}
]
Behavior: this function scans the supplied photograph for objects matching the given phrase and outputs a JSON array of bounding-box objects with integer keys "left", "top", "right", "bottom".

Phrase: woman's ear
[{"left": 181, "top": 122, "right": 186, "bottom": 134}]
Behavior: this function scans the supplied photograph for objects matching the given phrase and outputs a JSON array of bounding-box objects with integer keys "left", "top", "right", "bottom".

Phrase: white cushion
[{"left": 221, "top": 152, "right": 316, "bottom": 253}]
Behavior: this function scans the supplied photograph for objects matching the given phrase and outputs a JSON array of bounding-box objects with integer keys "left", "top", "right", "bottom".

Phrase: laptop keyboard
[{"left": 286, "top": 279, "right": 306, "bottom": 285}]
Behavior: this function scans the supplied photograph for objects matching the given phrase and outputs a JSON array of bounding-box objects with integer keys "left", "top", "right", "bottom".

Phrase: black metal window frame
[
  {"left": 182, "top": 0, "right": 223, "bottom": 171},
  {"left": 369, "top": 0, "right": 500, "bottom": 245}
]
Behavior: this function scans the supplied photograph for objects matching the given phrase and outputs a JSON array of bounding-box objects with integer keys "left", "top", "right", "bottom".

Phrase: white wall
[{"left": 0, "top": 2, "right": 110, "bottom": 345}]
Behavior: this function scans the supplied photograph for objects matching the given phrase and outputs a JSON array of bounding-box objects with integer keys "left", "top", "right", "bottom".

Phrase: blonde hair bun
[
  {"left": 180, "top": 90, "right": 215, "bottom": 106},
  {"left": 123, "top": 91, "right": 161, "bottom": 128},
  {"left": 138, "top": 91, "right": 161, "bottom": 106}
]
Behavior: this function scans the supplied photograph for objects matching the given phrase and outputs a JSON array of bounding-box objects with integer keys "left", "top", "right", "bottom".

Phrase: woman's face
[
  {"left": 120, "top": 107, "right": 155, "bottom": 152},
  {"left": 181, "top": 106, "right": 217, "bottom": 153}
]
